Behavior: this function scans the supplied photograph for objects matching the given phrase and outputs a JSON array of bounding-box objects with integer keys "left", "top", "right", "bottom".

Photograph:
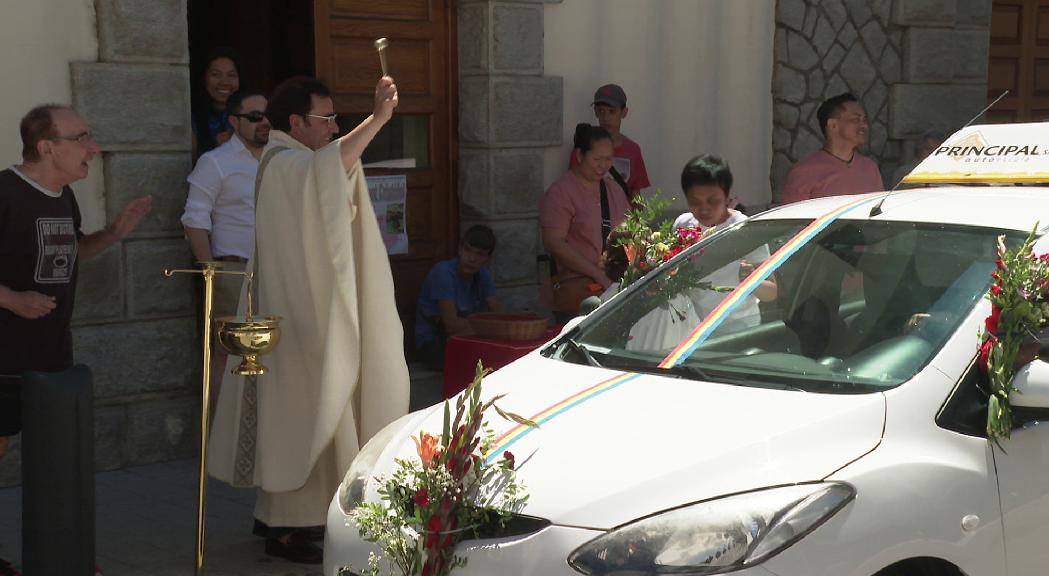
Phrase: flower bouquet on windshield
[
  {"left": 347, "top": 361, "right": 537, "bottom": 576},
  {"left": 979, "top": 226, "right": 1049, "bottom": 441},
  {"left": 611, "top": 192, "right": 728, "bottom": 304}
]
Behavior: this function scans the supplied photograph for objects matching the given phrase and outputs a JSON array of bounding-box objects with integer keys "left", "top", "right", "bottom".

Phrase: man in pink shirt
[
  {"left": 569, "top": 84, "right": 650, "bottom": 199},
  {"left": 781, "top": 93, "right": 884, "bottom": 204}
]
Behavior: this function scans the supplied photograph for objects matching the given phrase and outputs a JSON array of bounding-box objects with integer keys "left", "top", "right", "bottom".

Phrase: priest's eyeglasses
[
  {"left": 305, "top": 113, "right": 338, "bottom": 125},
  {"left": 54, "top": 131, "right": 95, "bottom": 145}
]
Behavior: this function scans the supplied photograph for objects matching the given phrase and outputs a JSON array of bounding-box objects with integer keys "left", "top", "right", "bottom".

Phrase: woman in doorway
[
  {"left": 192, "top": 47, "right": 242, "bottom": 160},
  {"left": 540, "top": 123, "right": 631, "bottom": 322}
]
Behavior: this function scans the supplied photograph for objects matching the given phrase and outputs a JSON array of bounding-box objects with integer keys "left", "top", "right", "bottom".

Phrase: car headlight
[
  {"left": 337, "top": 411, "right": 419, "bottom": 514},
  {"left": 567, "top": 482, "right": 855, "bottom": 575}
]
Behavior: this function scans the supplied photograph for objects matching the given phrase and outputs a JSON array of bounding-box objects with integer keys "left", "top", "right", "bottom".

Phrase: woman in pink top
[{"left": 540, "top": 123, "right": 631, "bottom": 318}]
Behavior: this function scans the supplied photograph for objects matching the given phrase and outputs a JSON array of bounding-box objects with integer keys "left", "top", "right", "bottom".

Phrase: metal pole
[{"left": 196, "top": 262, "right": 216, "bottom": 576}]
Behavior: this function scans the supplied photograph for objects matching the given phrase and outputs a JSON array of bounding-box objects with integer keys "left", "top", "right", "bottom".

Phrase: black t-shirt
[{"left": 0, "top": 168, "right": 82, "bottom": 375}]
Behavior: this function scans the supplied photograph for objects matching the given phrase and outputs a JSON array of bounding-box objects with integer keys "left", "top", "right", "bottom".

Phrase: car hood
[{"left": 384, "top": 355, "right": 885, "bottom": 529}]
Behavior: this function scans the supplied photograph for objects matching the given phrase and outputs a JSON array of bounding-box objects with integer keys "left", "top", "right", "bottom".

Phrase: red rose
[
  {"left": 985, "top": 305, "right": 1001, "bottom": 336},
  {"left": 997, "top": 259, "right": 1006, "bottom": 270},
  {"left": 991, "top": 285, "right": 1003, "bottom": 296},
  {"left": 415, "top": 489, "right": 430, "bottom": 508},
  {"left": 503, "top": 450, "right": 515, "bottom": 470}
]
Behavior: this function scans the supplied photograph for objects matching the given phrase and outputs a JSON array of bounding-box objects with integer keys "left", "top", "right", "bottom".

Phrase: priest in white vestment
[{"left": 208, "top": 75, "right": 409, "bottom": 564}]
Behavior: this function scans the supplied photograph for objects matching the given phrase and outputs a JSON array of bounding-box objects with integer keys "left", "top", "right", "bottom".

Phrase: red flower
[
  {"left": 978, "top": 338, "right": 995, "bottom": 374},
  {"left": 991, "top": 285, "right": 1003, "bottom": 296},
  {"left": 415, "top": 489, "right": 430, "bottom": 508},
  {"left": 985, "top": 305, "right": 1001, "bottom": 336},
  {"left": 502, "top": 451, "right": 515, "bottom": 470}
]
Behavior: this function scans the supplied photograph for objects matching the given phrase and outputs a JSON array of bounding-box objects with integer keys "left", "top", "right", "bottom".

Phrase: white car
[{"left": 326, "top": 128, "right": 1049, "bottom": 576}]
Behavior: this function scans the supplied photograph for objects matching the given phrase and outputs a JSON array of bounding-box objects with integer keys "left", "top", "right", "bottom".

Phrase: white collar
[{"left": 10, "top": 166, "right": 63, "bottom": 198}]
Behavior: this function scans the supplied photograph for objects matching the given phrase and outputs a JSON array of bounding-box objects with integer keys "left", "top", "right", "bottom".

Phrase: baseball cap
[{"left": 592, "top": 84, "right": 627, "bottom": 108}]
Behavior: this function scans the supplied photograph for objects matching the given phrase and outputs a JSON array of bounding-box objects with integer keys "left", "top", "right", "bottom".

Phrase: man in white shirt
[{"left": 180, "top": 89, "right": 269, "bottom": 408}]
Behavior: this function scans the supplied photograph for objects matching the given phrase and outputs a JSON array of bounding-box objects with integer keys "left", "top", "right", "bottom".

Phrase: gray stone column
[
  {"left": 64, "top": 1, "right": 196, "bottom": 478},
  {"left": 771, "top": 0, "right": 990, "bottom": 199},
  {"left": 458, "top": 0, "right": 563, "bottom": 313}
]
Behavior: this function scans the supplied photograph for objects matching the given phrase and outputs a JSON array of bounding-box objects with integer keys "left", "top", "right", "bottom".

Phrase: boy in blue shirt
[{"left": 415, "top": 225, "right": 504, "bottom": 368}]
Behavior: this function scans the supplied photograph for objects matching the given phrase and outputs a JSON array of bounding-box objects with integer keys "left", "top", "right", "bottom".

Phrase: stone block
[
  {"left": 775, "top": 27, "right": 788, "bottom": 64},
  {"left": 493, "top": 150, "right": 545, "bottom": 214},
  {"left": 904, "top": 27, "right": 958, "bottom": 82},
  {"left": 787, "top": 30, "right": 819, "bottom": 71},
  {"left": 840, "top": 43, "right": 877, "bottom": 93},
  {"left": 882, "top": 45, "right": 902, "bottom": 84},
  {"left": 493, "top": 76, "right": 562, "bottom": 146},
  {"left": 825, "top": 73, "right": 850, "bottom": 100},
  {"left": 126, "top": 395, "right": 198, "bottom": 465},
  {"left": 844, "top": 0, "right": 873, "bottom": 28},
  {"left": 493, "top": 4, "right": 543, "bottom": 72},
  {"left": 94, "top": 405, "right": 127, "bottom": 471},
  {"left": 791, "top": 127, "right": 823, "bottom": 161},
  {"left": 775, "top": 102, "right": 800, "bottom": 130},
  {"left": 776, "top": 0, "right": 807, "bottom": 32},
  {"left": 72, "top": 63, "right": 191, "bottom": 151},
  {"left": 73, "top": 246, "right": 123, "bottom": 324},
  {"left": 956, "top": 0, "right": 992, "bottom": 26},
  {"left": 808, "top": 69, "right": 826, "bottom": 99},
  {"left": 771, "top": 152, "right": 794, "bottom": 200},
  {"left": 838, "top": 20, "right": 858, "bottom": 47},
  {"left": 822, "top": 0, "right": 848, "bottom": 31},
  {"left": 74, "top": 317, "right": 199, "bottom": 399},
  {"left": 870, "top": 121, "right": 888, "bottom": 155},
  {"left": 867, "top": 80, "right": 889, "bottom": 119},
  {"left": 872, "top": 0, "right": 893, "bottom": 26},
  {"left": 773, "top": 65, "right": 806, "bottom": 104},
  {"left": 104, "top": 153, "right": 192, "bottom": 237},
  {"left": 485, "top": 218, "right": 538, "bottom": 283},
  {"left": 823, "top": 44, "right": 847, "bottom": 73},
  {"left": 460, "top": 77, "right": 491, "bottom": 144},
  {"left": 459, "top": 2, "right": 489, "bottom": 73},
  {"left": 955, "top": 29, "right": 990, "bottom": 80},
  {"left": 812, "top": 16, "right": 836, "bottom": 56},
  {"left": 773, "top": 127, "right": 793, "bottom": 153},
  {"left": 126, "top": 239, "right": 194, "bottom": 317},
  {"left": 894, "top": 0, "right": 956, "bottom": 26},
  {"left": 860, "top": 20, "right": 887, "bottom": 58},
  {"left": 498, "top": 283, "right": 546, "bottom": 319},
  {"left": 804, "top": 7, "right": 819, "bottom": 37},
  {"left": 889, "top": 83, "right": 986, "bottom": 138},
  {"left": 459, "top": 150, "right": 492, "bottom": 218},
  {"left": 96, "top": 0, "right": 188, "bottom": 63}
]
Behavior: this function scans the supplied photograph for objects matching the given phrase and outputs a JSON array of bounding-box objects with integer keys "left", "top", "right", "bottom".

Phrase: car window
[{"left": 559, "top": 219, "right": 1022, "bottom": 393}]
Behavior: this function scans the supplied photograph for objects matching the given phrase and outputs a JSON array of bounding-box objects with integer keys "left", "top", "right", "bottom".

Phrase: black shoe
[
  {"left": 255, "top": 519, "right": 324, "bottom": 541},
  {"left": 264, "top": 532, "right": 323, "bottom": 564}
]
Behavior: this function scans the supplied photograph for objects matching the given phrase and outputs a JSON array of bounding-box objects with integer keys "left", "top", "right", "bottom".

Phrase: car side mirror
[{"left": 1010, "top": 359, "right": 1049, "bottom": 409}]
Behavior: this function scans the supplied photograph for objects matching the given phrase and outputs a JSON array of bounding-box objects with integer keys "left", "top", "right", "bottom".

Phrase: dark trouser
[
  {"left": 416, "top": 334, "right": 448, "bottom": 371},
  {"left": 21, "top": 366, "right": 95, "bottom": 576}
]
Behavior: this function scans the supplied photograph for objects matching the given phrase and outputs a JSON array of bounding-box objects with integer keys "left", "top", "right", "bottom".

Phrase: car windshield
[{"left": 553, "top": 218, "right": 1021, "bottom": 393}]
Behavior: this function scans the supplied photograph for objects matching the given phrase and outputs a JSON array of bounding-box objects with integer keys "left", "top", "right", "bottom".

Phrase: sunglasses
[{"left": 231, "top": 111, "right": 266, "bottom": 123}]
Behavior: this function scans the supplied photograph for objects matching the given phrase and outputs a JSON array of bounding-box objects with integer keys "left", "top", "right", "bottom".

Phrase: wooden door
[
  {"left": 988, "top": 0, "right": 1049, "bottom": 122},
  {"left": 314, "top": 0, "right": 458, "bottom": 353}
]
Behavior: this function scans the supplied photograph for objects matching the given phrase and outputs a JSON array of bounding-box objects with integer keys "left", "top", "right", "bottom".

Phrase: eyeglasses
[
  {"left": 231, "top": 111, "right": 266, "bottom": 123},
  {"left": 305, "top": 113, "right": 338, "bottom": 125},
  {"left": 53, "top": 132, "right": 94, "bottom": 145}
]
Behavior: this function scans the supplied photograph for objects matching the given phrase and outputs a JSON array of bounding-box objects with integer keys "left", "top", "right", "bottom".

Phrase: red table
[{"left": 442, "top": 326, "right": 561, "bottom": 398}]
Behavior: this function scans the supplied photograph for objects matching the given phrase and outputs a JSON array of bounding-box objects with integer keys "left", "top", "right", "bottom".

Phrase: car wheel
[{"left": 874, "top": 557, "right": 963, "bottom": 576}]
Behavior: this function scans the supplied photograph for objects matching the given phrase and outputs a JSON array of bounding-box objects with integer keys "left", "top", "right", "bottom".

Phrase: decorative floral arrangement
[
  {"left": 612, "top": 192, "right": 727, "bottom": 302},
  {"left": 347, "top": 362, "right": 537, "bottom": 576},
  {"left": 978, "top": 226, "right": 1049, "bottom": 441}
]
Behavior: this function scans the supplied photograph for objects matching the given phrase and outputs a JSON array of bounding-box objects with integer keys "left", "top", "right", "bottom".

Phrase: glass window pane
[{"left": 339, "top": 113, "right": 430, "bottom": 169}]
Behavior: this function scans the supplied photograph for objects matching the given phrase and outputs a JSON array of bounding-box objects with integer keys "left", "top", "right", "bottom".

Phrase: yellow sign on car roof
[{"left": 902, "top": 122, "right": 1049, "bottom": 184}]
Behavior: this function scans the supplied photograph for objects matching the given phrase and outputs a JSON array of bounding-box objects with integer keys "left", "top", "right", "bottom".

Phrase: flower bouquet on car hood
[
  {"left": 979, "top": 226, "right": 1049, "bottom": 441},
  {"left": 347, "top": 362, "right": 537, "bottom": 576}
]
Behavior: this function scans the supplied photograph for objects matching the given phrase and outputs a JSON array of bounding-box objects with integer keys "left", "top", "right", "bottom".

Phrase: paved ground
[
  {"left": 0, "top": 367, "right": 446, "bottom": 576},
  {"left": 0, "top": 459, "right": 324, "bottom": 576}
]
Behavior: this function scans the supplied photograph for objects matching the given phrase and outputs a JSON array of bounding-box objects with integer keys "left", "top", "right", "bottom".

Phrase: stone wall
[
  {"left": 772, "top": 0, "right": 991, "bottom": 200},
  {"left": 458, "top": 0, "right": 563, "bottom": 313},
  {"left": 0, "top": 0, "right": 197, "bottom": 487}
]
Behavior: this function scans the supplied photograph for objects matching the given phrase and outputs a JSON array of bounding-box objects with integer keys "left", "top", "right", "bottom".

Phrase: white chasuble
[{"left": 209, "top": 130, "right": 410, "bottom": 492}]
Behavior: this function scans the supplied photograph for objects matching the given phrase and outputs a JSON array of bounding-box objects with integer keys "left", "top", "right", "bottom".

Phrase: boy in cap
[{"left": 569, "top": 83, "right": 650, "bottom": 199}]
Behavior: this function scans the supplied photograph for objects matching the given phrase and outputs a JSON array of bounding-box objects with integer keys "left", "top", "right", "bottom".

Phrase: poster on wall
[{"left": 365, "top": 175, "right": 409, "bottom": 255}]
